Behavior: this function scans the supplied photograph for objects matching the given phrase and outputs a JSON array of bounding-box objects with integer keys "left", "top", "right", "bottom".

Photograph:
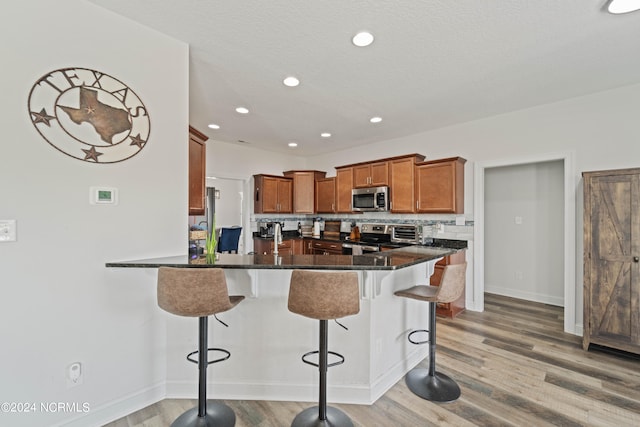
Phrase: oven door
[{"left": 342, "top": 243, "right": 379, "bottom": 255}]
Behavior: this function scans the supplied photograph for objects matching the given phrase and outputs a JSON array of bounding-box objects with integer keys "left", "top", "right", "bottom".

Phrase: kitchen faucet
[{"left": 273, "top": 222, "right": 282, "bottom": 255}]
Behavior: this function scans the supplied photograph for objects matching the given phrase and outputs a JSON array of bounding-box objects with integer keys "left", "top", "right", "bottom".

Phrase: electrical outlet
[{"left": 66, "top": 362, "right": 83, "bottom": 388}]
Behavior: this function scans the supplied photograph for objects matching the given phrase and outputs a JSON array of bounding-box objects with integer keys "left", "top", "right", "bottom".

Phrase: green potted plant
[{"left": 206, "top": 216, "right": 217, "bottom": 263}]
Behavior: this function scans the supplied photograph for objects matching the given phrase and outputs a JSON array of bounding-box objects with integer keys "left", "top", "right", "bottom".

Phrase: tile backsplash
[{"left": 251, "top": 213, "right": 474, "bottom": 241}]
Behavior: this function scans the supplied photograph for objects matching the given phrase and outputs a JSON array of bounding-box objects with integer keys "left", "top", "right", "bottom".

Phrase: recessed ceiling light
[
  {"left": 235, "top": 107, "right": 249, "bottom": 114},
  {"left": 283, "top": 76, "right": 300, "bottom": 87},
  {"left": 370, "top": 116, "right": 382, "bottom": 123},
  {"left": 607, "top": 0, "right": 640, "bottom": 13},
  {"left": 288, "top": 142, "right": 298, "bottom": 147},
  {"left": 352, "top": 31, "right": 374, "bottom": 47},
  {"left": 208, "top": 123, "right": 220, "bottom": 129},
  {"left": 320, "top": 132, "right": 332, "bottom": 138}
]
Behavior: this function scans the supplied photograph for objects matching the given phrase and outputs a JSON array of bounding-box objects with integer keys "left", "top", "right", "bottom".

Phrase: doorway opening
[
  {"left": 205, "top": 176, "right": 248, "bottom": 254},
  {"left": 473, "top": 152, "right": 576, "bottom": 334}
]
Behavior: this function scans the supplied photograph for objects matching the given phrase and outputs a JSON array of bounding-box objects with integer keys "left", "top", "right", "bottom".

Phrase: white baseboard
[
  {"left": 485, "top": 286, "right": 564, "bottom": 307},
  {"left": 165, "top": 347, "right": 427, "bottom": 406},
  {"left": 56, "top": 382, "right": 165, "bottom": 427}
]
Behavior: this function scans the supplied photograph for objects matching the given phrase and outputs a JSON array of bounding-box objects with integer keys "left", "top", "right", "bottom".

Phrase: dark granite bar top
[{"left": 105, "top": 245, "right": 461, "bottom": 271}]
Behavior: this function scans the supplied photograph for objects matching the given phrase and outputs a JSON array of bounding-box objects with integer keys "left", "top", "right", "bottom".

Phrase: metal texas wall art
[{"left": 28, "top": 67, "right": 150, "bottom": 163}]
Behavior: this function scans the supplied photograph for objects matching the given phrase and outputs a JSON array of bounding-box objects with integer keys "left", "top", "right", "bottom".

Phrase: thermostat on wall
[{"left": 90, "top": 187, "right": 118, "bottom": 205}]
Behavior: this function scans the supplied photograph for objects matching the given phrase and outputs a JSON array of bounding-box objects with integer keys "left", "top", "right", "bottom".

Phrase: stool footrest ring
[
  {"left": 408, "top": 329, "right": 430, "bottom": 345},
  {"left": 186, "top": 347, "right": 231, "bottom": 365},
  {"left": 301, "top": 350, "right": 345, "bottom": 368}
]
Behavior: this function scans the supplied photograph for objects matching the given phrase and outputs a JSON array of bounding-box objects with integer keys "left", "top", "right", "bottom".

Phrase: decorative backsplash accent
[{"left": 251, "top": 213, "right": 474, "bottom": 242}]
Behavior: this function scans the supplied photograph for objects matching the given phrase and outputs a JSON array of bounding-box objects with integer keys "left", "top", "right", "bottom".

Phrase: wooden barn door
[{"left": 583, "top": 169, "right": 640, "bottom": 354}]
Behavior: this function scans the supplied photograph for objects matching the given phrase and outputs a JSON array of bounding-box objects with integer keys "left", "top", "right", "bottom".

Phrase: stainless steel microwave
[{"left": 352, "top": 186, "right": 390, "bottom": 212}]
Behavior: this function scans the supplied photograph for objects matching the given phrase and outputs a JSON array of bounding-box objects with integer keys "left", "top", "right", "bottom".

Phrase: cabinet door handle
[{"left": 634, "top": 256, "right": 639, "bottom": 263}]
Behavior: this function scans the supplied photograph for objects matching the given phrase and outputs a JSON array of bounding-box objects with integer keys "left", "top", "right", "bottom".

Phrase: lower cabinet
[
  {"left": 292, "top": 239, "right": 305, "bottom": 255},
  {"left": 308, "top": 239, "right": 342, "bottom": 255},
  {"left": 253, "top": 238, "right": 292, "bottom": 255},
  {"left": 430, "top": 250, "right": 466, "bottom": 317}
]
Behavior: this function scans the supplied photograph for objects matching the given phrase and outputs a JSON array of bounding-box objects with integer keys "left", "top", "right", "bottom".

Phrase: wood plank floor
[{"left": 105, "top": 293, "right": 640, "bottom": 426}]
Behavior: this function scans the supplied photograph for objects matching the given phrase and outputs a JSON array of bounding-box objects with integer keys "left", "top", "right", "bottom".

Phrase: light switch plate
[{"left": 0, "top": 220, "right": 17, "bottom": 242}]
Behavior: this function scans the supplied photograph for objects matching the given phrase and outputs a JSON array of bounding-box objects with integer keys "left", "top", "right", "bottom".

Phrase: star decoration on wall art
[
  {"left": 28, "top": 67, "right": 151, "bottom": 164},
  {"left": 31, "top": 108, "right": 56, "bottom": 126}
]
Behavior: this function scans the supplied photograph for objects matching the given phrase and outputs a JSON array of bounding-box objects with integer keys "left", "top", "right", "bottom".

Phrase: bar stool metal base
[
  {"left": 291, "top": 405, "right": 353, "bottom": 427},
  {"left": 405, "top": 368, "right": 461, "bottom": 403},
  {"left": 170, "top": 401, "right": 235, "bottom": 427}
]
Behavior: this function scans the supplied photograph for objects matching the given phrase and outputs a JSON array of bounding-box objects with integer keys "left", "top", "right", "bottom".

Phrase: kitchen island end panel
[{"left": 105, "top": 249, "right": 461, "bottom": 404}]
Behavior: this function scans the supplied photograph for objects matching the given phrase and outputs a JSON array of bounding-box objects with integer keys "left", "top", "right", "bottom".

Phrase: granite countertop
[
  {"left": 105, "top": 245, "right": 461, "bottom": 271},
  {"left": 254, "top": 232, "right": 467, "bottom": 250}
]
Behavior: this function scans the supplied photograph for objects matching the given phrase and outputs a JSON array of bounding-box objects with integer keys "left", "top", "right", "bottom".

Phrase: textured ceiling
[{"left": 89, "top": 0, "right": 640, "bottom": 156}]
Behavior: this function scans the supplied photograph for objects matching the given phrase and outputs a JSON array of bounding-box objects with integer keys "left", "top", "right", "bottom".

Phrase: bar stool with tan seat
[
  {"left": 157, "top": 267, "right": 244, "bottom": 427},
  {"left": 287, "top": 270, "right": 360, "bottom": 427},
  {"left": 394, "top": 262, "right": 467, "bottom": 403}
]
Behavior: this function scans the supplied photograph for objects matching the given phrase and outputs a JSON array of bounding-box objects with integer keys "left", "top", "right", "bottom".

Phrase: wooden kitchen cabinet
[
  {"left": 430, "top": 250, "right": 466, "bottom": 317},
  {"left": 309, "top": 239, "right": 343, "bottom": 255},
  {"left": 415, "top": 157, "right": 466, "bottom": 214},
  {"left": 253, "top": 174, "right": 292, "bottom": 213},
  {"left": 253, "top": 237, "right": 293, "bottom": 255},
  {"left": 335, "top": 167, "right": 354, "bottom": 213},
  {"left": 583, "top": 168, "right": 640, "bottom": 355},
  {"left": 353, "top": 161, "right": 389, "bottom": 188},
  {"left": 303, "top": 238, "right": 313, "bottom": 254},
  {"left": 291, "top": 238, "right": 305, "bottom": 255},
  {"left": 188, "top": 126, "right": 208, "bottom": 215},
  {"left": 315, "top": 177, "right": 336, "bottom": 213},
  {"left": 283, "top": 170, "right": 326, "bottom": 214},
  {"left": 389, "top": 154, "right": 425, "bottom": 213}
]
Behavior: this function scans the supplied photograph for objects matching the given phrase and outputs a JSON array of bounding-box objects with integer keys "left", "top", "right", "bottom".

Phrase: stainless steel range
[
  {"left": 342, "top": 223, "right": 422, "bottom": 255},
  {"left": 341, "top": 223, "right": 392, "bottom": 254}
]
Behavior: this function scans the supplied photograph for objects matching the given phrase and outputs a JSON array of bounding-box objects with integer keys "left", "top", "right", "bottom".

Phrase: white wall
[
  {"left": 308, "top": 82, "right": 640, "bottom": 331},
  {"left": 204, "top": 139, "right": 306, "bottom": 179},
  {"left": 0, "top": 1, "right": 188, "bottom": 426},
  {"left": 485, "top": 161, "right": 564, "bottom": 305},
  {"left": 4, "top": 2, "right": 639, "bottom": 423}
]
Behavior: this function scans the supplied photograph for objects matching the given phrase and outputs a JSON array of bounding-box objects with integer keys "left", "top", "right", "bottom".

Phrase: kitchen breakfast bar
[{"left": 106, "top": 245, "right": 462, "bottom": 405}]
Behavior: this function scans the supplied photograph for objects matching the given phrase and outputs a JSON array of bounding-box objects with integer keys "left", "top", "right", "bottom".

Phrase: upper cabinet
[
  {"left": 315, "top": 177, "right": 336, "bottom": 213},
  {"left": 188, "top": 126, "right": 208, "bottom": 216},
  {"left": 415, "top": 157, "right": 466, "bottom": 214},
  {"left": 335, "top": 167, "right": 354, "bottom": 213},
  {"left": 283, "top": 170, "right": 327, "bottom": 214},
  {"left": 353, "top": 161, "right": 389, "bottom": 188},
  {"left": 253, "top": 174, "right": 293, "bottom": 213},
  {"left": 389, "top": 154, "right": 425, "bottom": 213},
  {"left": 252, "top": 153, "right": 464, "bottom": 216}
]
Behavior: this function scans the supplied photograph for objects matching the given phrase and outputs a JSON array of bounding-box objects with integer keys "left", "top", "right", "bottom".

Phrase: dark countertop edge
[
  {"left": 253, "top": 233, "right": 468, "bottom": 249},
  {"left": 106, "top": 262, "right": 407, "bottom": 271},
  {"left": 105, "top": 248, "right": 459, "bottom": 271}
]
